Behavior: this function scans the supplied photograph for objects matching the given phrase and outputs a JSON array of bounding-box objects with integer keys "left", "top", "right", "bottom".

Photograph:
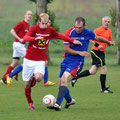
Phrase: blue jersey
[{"left": 64, "top": 27, "right": 96, "bottom": 62}]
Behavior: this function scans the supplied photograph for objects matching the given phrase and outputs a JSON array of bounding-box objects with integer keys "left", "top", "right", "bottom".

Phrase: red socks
[
  {"left": 24, "top": 87, "right": 33, "bottom": 104},
  {"left": 2, "top": 65, "right": 13, "bottom": 80}
]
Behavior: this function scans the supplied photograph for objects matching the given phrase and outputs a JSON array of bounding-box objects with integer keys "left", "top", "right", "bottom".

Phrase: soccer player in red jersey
[
  {"left": 6, "top": 18, "right": 55, "bottom": 87},
  {"left": 0, "top": 10, "right": 32, "bottom": 85},
  {"left": 72, "top": 16, "right": 115, "bottom": 93},
  {"left": 22, "top": 13, "right": 82, "bottom": 110}
]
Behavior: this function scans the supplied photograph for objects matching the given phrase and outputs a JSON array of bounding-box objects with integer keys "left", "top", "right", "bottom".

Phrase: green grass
[
  {"left": 0, "top": 0, "right": 119, "bottom": 119},
  {"left": 0, "top": 48, "right": 120, "bottom": 120}
]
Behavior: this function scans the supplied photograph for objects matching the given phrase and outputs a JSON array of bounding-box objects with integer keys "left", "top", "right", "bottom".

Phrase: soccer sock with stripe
[
  {"left": 76, "top": 70, "right": 90, "bottom": 79},
  {"left": 2, "top": 65, "right": 13, "bottom": 80},
  {"left": 44, "top": 67, "right": 48, "bottom": 83},
  {"left": 100, "top": 74, "right": 106, "bottom": 90},
  {"left": 9, "top": 64, "right": 23, "bottom": 78},
  {"left": 56, "top": 86, "right": 68, "bottom": 106},
  {"left": 24, "top": 87, "right": 33, "bottom": 104}
]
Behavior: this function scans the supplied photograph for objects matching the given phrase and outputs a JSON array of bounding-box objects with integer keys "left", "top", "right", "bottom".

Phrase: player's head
[
  {"left": 74, "top": 17, "right": 85, "bottom": 34},
  {"left": 39, "top": 13, "right": 49, "bottom": 29},
  {"left": 24, "top": 10, "right": 32, "bottom": 23},
  {"left": 102, "top": 16, "right": 111, "bottom": 29}
]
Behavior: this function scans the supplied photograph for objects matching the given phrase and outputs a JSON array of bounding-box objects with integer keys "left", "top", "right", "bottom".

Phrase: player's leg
[
  {"left": 100, "top": 65, "right": 113, "bottom": 93},
  {"left": 43, "top": 61, "right": 56, "bottom": 86},
  {"left": 2, "top": 42, "right": 25, "bottom": 85},
  {"left": 1, "top": 58, "right": 19, "bottom": 85},
  {"left": 7, "top": 64, "right": 23, "bottom": 81},
  {"left": 22, "top": 58, "right": 36, "bottom": 110},
  {"left": 54, "top": 71, "right": 75, "bottom": 110},
  {"left": 54, "top": 61, "right": 77, "bottom": 111},
  {"left": 44, "top": 66, "right": 48, "bottom": 83},
  {"left": 71, "top": 61, "right": 96, "bottom": 87}
]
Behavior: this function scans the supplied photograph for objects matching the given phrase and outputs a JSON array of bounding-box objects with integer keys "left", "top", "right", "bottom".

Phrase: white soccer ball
[{"left": 43, "top": 94, "right": 56, "bottom": 107}]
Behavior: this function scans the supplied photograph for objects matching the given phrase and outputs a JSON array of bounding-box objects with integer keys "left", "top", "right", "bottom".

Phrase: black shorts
[{"left": 91, "top": 50, "right": 106, "bottom": 67}]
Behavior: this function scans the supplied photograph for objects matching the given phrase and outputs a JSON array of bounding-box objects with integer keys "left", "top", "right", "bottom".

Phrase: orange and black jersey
[{"left": 92, "top": 26, "right": 113, "bottom": 52}]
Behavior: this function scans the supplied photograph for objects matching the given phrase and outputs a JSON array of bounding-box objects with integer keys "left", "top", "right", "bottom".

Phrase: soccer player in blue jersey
[{"left": 53, "top": 17, "right": 114, "bottom": 111}]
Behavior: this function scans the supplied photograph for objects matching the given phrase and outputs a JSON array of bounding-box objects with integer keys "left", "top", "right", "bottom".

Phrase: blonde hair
[{"left": 39, "top": 13, "right": 49, "bottom": 23}]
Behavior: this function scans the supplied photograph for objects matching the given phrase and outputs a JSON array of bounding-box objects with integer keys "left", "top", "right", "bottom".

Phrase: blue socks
[
  {"left": 56, "top": 86, "right": 72, "bottom": 106},
  {"left": 9, "top": 64, "right": 23, "bottom": 78},
  {"left": 44, "top": 67, "right": 48, "bottom": 83}
]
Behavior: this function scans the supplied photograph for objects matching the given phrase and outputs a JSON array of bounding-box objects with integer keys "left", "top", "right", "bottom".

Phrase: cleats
[
  {"left": 13, "top": 74, "right": 18, "bottom": 81},
  {"left": 6, "top": 75, "right": 12, "bottom": 86},
  {"left": 101, "top": 87, "right": 113, "bottom": 93},
  {"left": 29, "top": 103, "right": 35, "bottom": 110},
  {"left": 44, "top": 81, "right": 56, "bottom": 87},
  {"left": 0, "top": 79, "right": 7, "bottom": 84},
  {"left": 71, "top": 78, "right": 77, "bottom": 87},
  {"left": 53, "top": 103, "right": 61, "bottom": 111},
  {"left": 64, "top": 99, "right": 76, "bottom": 109}
]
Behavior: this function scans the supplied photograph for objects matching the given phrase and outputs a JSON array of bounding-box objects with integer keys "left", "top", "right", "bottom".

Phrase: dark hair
[{"left": 75, "top": 17, "right": 85, "bottom": 25}]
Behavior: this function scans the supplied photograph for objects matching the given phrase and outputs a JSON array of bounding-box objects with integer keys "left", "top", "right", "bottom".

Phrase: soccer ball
[{"left": 43, "top": 94, "right": 56, "bottom": 107}]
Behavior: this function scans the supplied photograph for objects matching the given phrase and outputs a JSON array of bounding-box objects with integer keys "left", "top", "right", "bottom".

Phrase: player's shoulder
[
  {"left": 65, "top": 27, "right": 74, "bottom": 34},
  {"left": 30, "top": 24, "right": 38, "bottom": 29},
  {"left": 107, "top": 28, "right": 112, "bottom": 32},
  {"left": 94, "top": 26, "right": 104, "bottom": 32},
  {"left": 84, "top": 28, "right": 94, "bottom": 34},
  {"left": 46, "top": 26, "right": 56, "bottom": 32},
  {"left": 66, "top": 27, "right": 74, "bottom": 32},
  {"left": 16, "top": 20, "right": 24, "bottom": 25}
]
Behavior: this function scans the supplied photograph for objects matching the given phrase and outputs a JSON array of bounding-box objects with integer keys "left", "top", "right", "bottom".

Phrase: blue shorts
[{"left": 59, "top": 58, "right": 84, "bottom": 78}]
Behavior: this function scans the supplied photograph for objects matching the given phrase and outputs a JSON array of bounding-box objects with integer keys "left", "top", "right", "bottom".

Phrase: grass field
[
  {"left": 0, "top": 46, "right": 120, "bottom": 120},
  {"left": 0, "top": 45, "right": 119, "bottom": 118},
  {"left": 0, "top": 0, "right": 120, "bottom": 120}
]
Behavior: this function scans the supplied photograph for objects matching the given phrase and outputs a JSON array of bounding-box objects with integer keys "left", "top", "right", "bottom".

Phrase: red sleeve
[
  {"left": 51, "top": 28, "right": 74, "bottom": 42},
  {"left": 65, "top": 27, "right": 73, "bottom": 37},
  {"left": 23, "top": 26, "right": 36, "bottom": 42}
]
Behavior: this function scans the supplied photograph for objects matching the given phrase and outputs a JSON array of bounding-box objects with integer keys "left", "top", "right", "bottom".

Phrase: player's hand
[
  {"left": 19, "top": 39, "right": 24, "bottom": 42},
  {"left": 107, "top": 40, "right": 115, "bottom": 46},
  {"left": 98, "top": 45, "right": 104, "bottom": 49},
  {"left": 73, "top": 40, "right": 82, "bottom": 46},
  {"left": 109, "top": 40, "right": 115, "bottom": 46},
  {"left": 79, "top": 51, "right": 91, "bottom": 57},
  {"left": 35, "top": 36, "right": 44, "bottom": 40}
]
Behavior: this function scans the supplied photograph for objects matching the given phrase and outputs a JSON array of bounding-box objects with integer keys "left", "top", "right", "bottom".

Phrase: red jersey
[
  {"left": 92, "top": 26, "right": 113, "bottom": 51},
  {"left": 13, "top": 20, "right": 30, "bottom": 44},
  {"left": 23, "top": 25, "right": 74, "bottom": 61}
]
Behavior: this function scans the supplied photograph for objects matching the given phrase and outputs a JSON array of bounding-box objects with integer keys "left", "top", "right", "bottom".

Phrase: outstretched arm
[
  {"left": 53, "top": 32, "right": 82, "bottom": 45},
  {"left": 95, "top": 36, "right": 115, "bottom": 46}
]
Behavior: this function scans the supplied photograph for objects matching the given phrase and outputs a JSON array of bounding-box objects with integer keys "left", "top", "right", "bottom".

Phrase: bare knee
[
  {"left": 35, "top": 73, "right": 43, "bottom": 82},
  {"left": 60, "top": 72, "right": 72, "bottom": 86},
  {"left": 100, "top": 66, "right": 107, "bottom": 74},
  {"left": 89, "top": 65, "right": 98, "bottom": 75},
  {"left": 24, "top": 81, "right": 31, "bottom": 88},
  {"left": 11, "top": 59, "right": 19, "bottom": 68}
]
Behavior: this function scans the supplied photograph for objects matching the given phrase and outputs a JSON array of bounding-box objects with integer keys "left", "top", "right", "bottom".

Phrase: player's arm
[
  {"left": 95, "top": 36, "right": 115, "bottom": 46},
  {"left": 52, "top": 31, "right": 82, "bottom": 45},
  {"left": 10, "top": 29, "right": 23, "bottom": 42},
  {"left": 23, "top": 26, "right": 43, "bottom": 42},
  {"left": 64, "top": 44, "right": 91, "bottom": 57}
]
